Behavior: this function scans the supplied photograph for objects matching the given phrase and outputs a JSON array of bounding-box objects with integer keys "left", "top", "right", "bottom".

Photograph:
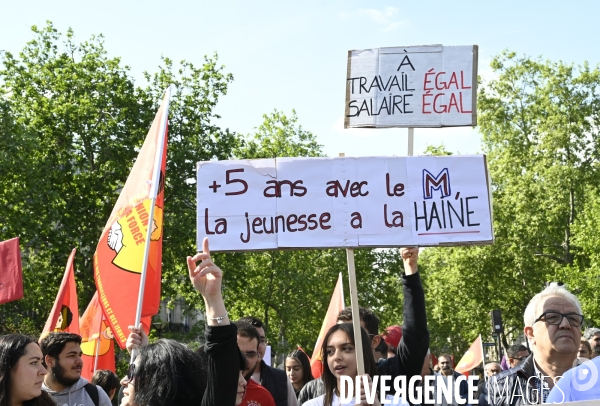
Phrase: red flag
[
  {"left": 40, "top": 249, "right": 79, "bottom": 339},
  {"left": 310, "top": 273, "right": 344, "bottom": 378},
  {"left": 93, "top": 90, "right": 171, "bottom": 348},
  {"left": 455, "top": 335, "right": 484, "bottom": 375},
  {"left": 80, "top": 292, "right": 116, "bottom": 381},
  {"left": 0, "top": 237, "right": 24, "bottom": 304}
]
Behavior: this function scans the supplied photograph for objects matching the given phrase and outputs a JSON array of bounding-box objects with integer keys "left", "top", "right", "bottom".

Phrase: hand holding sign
[{"left": 400, "top": 247, "right": 419, "bottom": 276}]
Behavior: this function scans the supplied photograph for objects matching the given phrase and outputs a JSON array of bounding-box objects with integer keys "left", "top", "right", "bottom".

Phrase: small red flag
[
  {"left": 40, "top": 249, "right": 80, "bottom": 340},
  {"left": 310, "top": 273, "right": 344, "bottom": 378},
  {"left": 94, "top": 91, "right": 170, "bottom": 348},
  {"left": 0, "top": 237, "right": 24, "bottom": 305},
  {"left": 80, "top": 292, "right": 116, "bottom": 381},
  {"left": 455, "top": 335, "right": 484, "bottom": 376}
]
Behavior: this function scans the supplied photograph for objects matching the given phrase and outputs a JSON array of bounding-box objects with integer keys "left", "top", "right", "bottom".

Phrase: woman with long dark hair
[
  {"left": 121, "top": 237, "right": 247, "bottom": 406},
  {"left": 304, "top": 323, "right": 405, "bottom": 406},
  {"left": 0, "top": 334, "right": 55, "bottom": 406},
  {"left": 285, "top": 349, "right": 314, "bottom": 398}
]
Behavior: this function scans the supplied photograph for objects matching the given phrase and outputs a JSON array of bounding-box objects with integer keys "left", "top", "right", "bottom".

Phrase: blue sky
[{"left": 2, "top": 0, "right": 598, "bottom": 157}]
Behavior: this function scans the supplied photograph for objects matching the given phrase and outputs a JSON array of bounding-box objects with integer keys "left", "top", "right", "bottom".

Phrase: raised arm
[
  {"left": 378, "top": 247, "right": 429, "bottom": 384},
  {"left": 187, "top": 237, "right": 229, "bottom": 326}
]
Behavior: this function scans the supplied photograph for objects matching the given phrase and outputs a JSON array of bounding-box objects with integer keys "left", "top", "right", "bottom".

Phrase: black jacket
[
  {"left": 480, "top": 355, "right": 540, "bottom": 406},
  {"left": 376, "top": 272, "right": 430, "bottom": 391},
  {"left": 202, "top": 323, "right": 243, "bottom": 406},
  {"left": 260, "top": 360, "right": 288, "bottom": 406}
]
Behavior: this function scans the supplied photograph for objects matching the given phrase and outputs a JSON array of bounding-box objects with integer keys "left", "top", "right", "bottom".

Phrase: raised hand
[
  {"left": 125, "top": 323, "right": 148, "bottom": 355},
  {"left": 187, "top": 237, "right": 222, "bottom": 300},
  {"left": 400, "top": 247, "right": 419, "bottom": 275},
  {"left": 186, "top": 237, "right": 229, "bottom": 326}
]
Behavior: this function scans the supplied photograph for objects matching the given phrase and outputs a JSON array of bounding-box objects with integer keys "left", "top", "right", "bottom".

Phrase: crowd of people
[{"left": 1, "top": 238, "right": 600, "bottom": 405}]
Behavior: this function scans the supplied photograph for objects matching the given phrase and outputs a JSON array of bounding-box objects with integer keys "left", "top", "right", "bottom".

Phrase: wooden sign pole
[{"left": 338, "top": 152, "right": 365, "bottom": 376}]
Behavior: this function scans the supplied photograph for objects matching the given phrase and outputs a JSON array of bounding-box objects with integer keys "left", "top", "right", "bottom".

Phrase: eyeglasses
[
  {"left": 510, "top": 355, "right": 528, "bottom": 361},
  {"left": 124, "top": 363, "right": 136, "bottom": 384},
  {"left": 533, "top": 311, "right": 584, "bottom": 328},
  {"left": 244, "top": 351, "right": 259, "bottom": 359}
]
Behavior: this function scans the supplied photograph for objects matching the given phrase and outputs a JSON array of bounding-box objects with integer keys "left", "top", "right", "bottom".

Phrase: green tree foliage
[
  {"left": 235, "top": 109, "right": 323, "bottom": 159},
  {"left": 0, "top": 22, "right": 237, "bottom": 334},
  {"left": 419, "top": 51, "right": 600, "bottom": 355}
]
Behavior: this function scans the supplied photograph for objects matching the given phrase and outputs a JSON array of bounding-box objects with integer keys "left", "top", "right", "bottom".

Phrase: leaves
[{"left": 419, "top": 52, "right": 600, "bottom": 356}]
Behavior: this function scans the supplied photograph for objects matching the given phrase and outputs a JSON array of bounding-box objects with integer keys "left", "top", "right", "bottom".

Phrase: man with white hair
[{"left": 481, "top": 284, "right": 583, "bottom": 405}]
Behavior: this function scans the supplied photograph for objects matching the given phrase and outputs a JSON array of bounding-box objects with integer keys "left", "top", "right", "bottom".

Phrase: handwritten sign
[
  {"left": 344, "top": 45, "right": 478, "bottom": 128},
  {"left": 197, "top": 156, "right": 493, "bottom": 251}
]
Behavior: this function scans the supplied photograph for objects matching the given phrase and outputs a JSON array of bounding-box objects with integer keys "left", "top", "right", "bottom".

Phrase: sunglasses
[{"left": 124, "top": 363, "right": 136, "bottom": 384}]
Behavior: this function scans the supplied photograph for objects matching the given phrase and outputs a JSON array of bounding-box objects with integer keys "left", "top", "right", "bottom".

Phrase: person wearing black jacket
[
  {"left": 480, "top": 284, "right": 583, "bottom": 405},
  {"left": 238, "top": 316, "right": 297, "bottom": 406},
  {"left": 298, "top": 247, "right": 429, "bottom": 404},
  {"left": 124, "top": 238, "right": 246, "bottom": 406}
]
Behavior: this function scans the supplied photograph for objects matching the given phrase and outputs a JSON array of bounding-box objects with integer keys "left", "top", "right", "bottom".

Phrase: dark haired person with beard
[
  {"left": 237, "top": 322, "right": 276, "bottom": 406},
  {"left": 40, "top": 332, "right": 112, "bottom": 406}
]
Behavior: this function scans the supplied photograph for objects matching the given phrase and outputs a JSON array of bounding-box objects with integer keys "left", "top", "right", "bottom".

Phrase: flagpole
[
  {"left": 93, "top": 338, "right": 100, "bottom": 372},
  {"left": 131, "top": 87, "right": 172, "bottom": 360},
  {"left": 479, "top": 333, "right": 486, "bottom": 379}
]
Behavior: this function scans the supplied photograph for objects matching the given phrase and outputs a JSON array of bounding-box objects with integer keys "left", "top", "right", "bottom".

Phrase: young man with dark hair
[
  {"left": 91, "top": 370, "right": 119, "bottom": 401},
  {"left": 237, "top": 317, "right": 297, "bottom": 406},
  {"left": 237, "top": 321, "right": 276, "bottom": 406},
  {"left": 40, "top": 332, "right": 112, "bottom": 406}
]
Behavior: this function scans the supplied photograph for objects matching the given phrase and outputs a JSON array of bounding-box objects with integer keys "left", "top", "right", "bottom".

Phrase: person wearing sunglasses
[
  {"left": 505, "top": 344, "right": 529, "bottom": 369},
  {"left": 481, "top": 284, "right": 583, "bottom": 405},
  {"left": 122, "top": 237, "right": 247, "bottom": 406},
  {"left": 236, "top": 322, "right": 275, "bottom": 406}
]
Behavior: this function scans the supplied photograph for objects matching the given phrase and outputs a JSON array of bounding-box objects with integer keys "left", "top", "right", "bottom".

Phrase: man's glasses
[
  {"left": 533, "top": 311, "right": 584, "bottom": 327},
  {"left": 244, "top": 351, "right": 259, "bottom": 359},
  {"left": 124, "top": 363, "right": 136, "bottom": 384},
  {"left": 510, "top": 355, "right": 528, "bottom": 361}
]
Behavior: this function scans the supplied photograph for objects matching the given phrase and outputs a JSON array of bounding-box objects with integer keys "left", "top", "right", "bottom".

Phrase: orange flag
[
  {"left": 0, "top": 237, "right": 24, "bottom": 305},
  {"left": 40, "top": 249, "right": 79, "bottom": 340},
  {"left": 455, "top": 334, "right": 484, "bottom": 375},
  {"left": 93, "top": 89, "right": 171, "bottom": 348},
  {"left": 310, "top": 273, "right": 344, "bottom": 378},
  {"left": 80, "top": 292, "right": 116, "bottom": 381}
]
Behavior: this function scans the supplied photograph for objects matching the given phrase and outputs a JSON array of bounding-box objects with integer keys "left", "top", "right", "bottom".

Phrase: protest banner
[
  {"left": 0, "top": 237, "right": 23, "bottom": 305},
  {"left": 310, "top": 273, "right": 344, "bottom": 378},
  {"left": 40, "top": 249, "right": 79, "bottom": 339},
  {"left": 197, "top": 155, "right": 492, "bottom": 251},
  {"left": 344, "top": 45, "right": 478, "bottom": 128},
  {"left": 94, "top": 88, "right": 171, "bottom": 349}
]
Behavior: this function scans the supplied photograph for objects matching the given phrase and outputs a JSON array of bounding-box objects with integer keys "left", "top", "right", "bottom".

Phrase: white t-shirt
[{"left": 303, "top": 392, "right": 408, "bottom": 406}]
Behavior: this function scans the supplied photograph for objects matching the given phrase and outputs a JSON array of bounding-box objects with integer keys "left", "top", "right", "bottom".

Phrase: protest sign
[
  {"left": 344, "top": 45, "right": 478, "bottom": 128},
  {"left": 197, "top": 155, "right": 493, "bottom": 251}
]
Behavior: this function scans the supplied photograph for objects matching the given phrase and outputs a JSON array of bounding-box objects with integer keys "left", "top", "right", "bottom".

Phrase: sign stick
[
  {"left": 339, "top": 152, "right": 365, "bottom": 376},
  {"left": 408, "top": 127, "right": 414, "bottom": 156},
  {"left": 346, "top": 248, "right": 366, "bottom": 376}
]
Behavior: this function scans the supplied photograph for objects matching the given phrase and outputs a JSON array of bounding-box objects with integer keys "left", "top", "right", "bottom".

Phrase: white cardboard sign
[
  {"left": 197, "top": 156, "right": 493, "bottom": 251},
  {"left": 344, "top": 45, "right": 478, "bottom": 128}
]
